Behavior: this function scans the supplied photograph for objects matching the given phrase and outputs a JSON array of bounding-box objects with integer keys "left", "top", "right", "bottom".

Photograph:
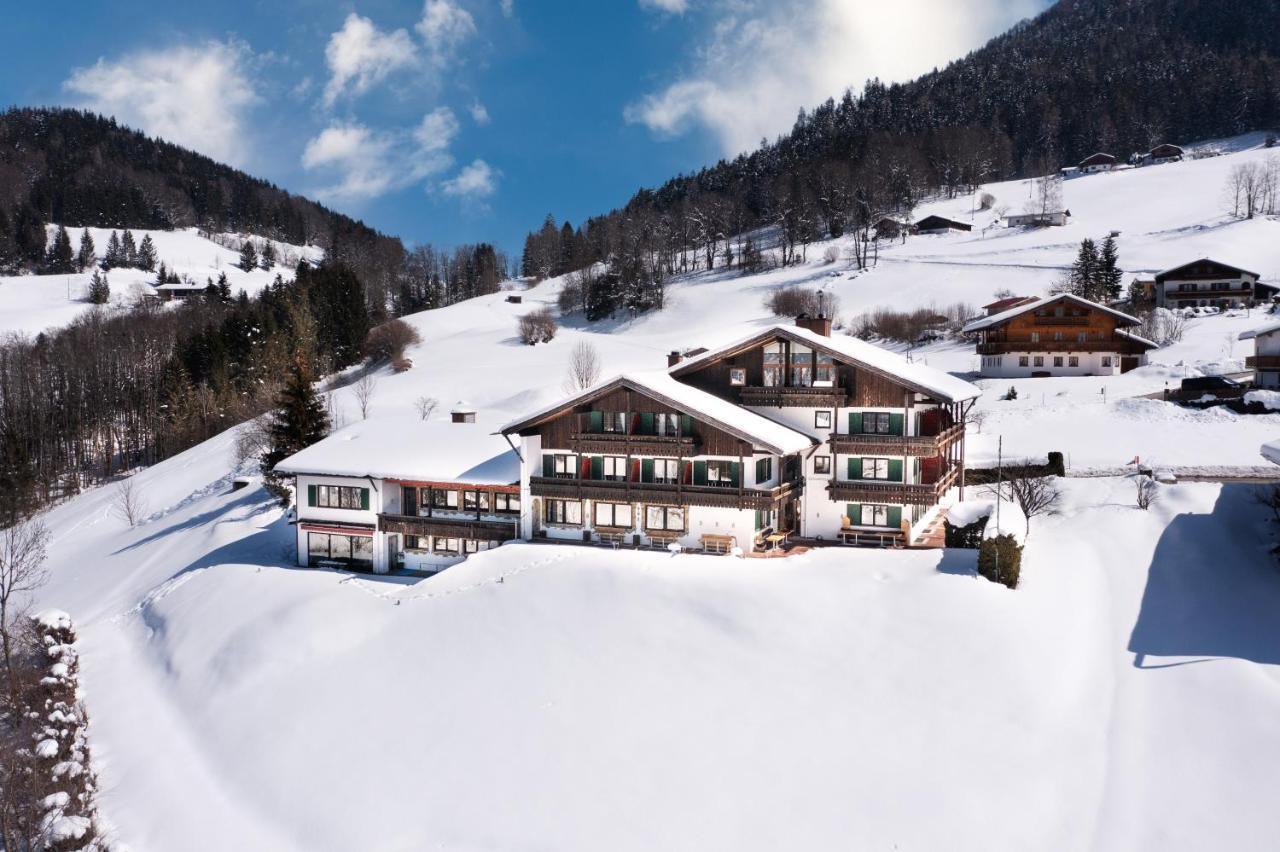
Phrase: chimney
[
  {"left": 796, "top": 291, "right": 833, "bottom": 337},
  {"left": 668, "top": 350, "right": 683, "bottom": 367}
]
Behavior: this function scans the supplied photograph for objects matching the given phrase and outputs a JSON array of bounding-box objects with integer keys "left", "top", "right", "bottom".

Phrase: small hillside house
[
  {"left": 963, "top": 293, "right": 1156, "bottom": 378},
  {"left": 1005, "top": 210, "right": 1071, "bottom": 228},
  {"left": 152, "top": 281, "right": 209, "bottom": 301},
  {"left": 914, "top": 215, "right": 972, "bottom": 235},
  {"left": 275, "top": 411, "right": 521, "bottom": 574},
  {"left": 1153, "top": 259, "right": 1272, "bottom": 309},
  {"left": 873, "top": 217, "right": 913, "bottom": 240},
  {"left": 1239, "top": 322, "right": 1280, "bottom": 389},
  {"left": 1077, "top": 152, "right": 1117, "bottom": 173},
  {"left": 1146, "top": 144, "right": 1185, "bottom": 165}
]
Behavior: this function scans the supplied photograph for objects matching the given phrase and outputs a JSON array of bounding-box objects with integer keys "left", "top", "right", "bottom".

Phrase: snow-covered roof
[
  {"left": 671, "top": 324, "right": 981, "bottom": 403},
  {"left": 1116, "top": 328, "right": 1159, "bottom": 349},
  {"left": 501, "top": 371, "right": 817, "bottom": 455},
  {"left": 1262, "top": 438, "right": 1280, "bottom": 466},
  {"left": 1237, "top": 321, "right": 1280, "bottom": 340},
  {"left": 963, "top": 293, "right": 1141, "bottom": 334},
  {"left": 153, "top": 281, "right": 207, "bottom": 291},
  {"left": 274, "top": 414, "right": 519, "bottom": 484},
  {"left": 1154, "top": 258, "right": 1261, "bottom": 281}
]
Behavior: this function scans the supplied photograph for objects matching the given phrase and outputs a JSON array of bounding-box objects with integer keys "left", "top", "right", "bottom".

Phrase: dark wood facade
[
  {"left": 528, "top": 476, "right": 801, "bottom": 512},
  {"left": 379, "top": 514, "right": 518, "bottom": 541},
  {"left": 971, "top": 297, "right": 1153, "bottom": 355}
]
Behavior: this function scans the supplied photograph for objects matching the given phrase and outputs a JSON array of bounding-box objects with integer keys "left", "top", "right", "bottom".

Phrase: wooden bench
[
  {"left": 699, "top": 533, "right": 737, "bottom": 554},
  {"left": 647, "top": 532, "right": 680, "bottom": 549},
  {"left": 837, "top": 528, "right": 906, "bottom": 549}
]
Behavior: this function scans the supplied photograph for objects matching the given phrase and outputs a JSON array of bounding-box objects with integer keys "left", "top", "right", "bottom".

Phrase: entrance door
[
  {"left": 386, "top": 534, "right": 402, "bottom": 571},
  {"left": 1120, "top": 356, "right": 1140, "bottom": 374},
  {"left": 782, "top": 499, "right": 797, "bottom": 533}
]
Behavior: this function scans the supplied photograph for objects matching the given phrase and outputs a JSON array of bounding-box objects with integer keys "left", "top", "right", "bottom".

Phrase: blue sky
[{"left": 2, "top": 0, "right": 1049, "bottom": 256}]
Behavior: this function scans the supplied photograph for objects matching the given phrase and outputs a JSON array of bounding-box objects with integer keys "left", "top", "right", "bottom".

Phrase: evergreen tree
[
  {"left": 45, "top": 224, "right": 74, "bottom": 273},
  {"left": 1069, "top": 238, "right": 1100, "bottom": 300},
  {"left": 1097, "top": 235, "right": 1123, "bottom": 302},
  {"left": 0, "top": 206, "right": 13, "bottom": 272},
  {"left": 87, "top": 270, "right": 111, "bottom": 304},
  {"left": 12, "top": 204, "right": 46, "bottom": 266},
  {"left": 76, "top": 228, "right": 96, "bottom": 272},
  {"left": 136, "top": 233, "right": 158, "bottom": 270},
  {"left": 239, "top": 239, "right": 258, "bottom": 271},
  {"left": 217, "top": 271, "right": 232, "bottom": 301},
  {"left": 121, "top": 228, "right": 138, "bottom": 267},
  {"left": 261, "top": 355, "right": 329, "bottom": 506},
  {"left": 259, "top": 241, "right": 276, "bottom": 270},
  {"left": 103, "top": 230, "right": 122, "bottom": 269}
]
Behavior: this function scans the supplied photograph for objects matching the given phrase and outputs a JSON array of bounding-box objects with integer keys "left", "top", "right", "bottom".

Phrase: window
[
  {"left": 863, "top": 458, "right": 890, "bottom": 480},
  {"left": 602, "top": 412, "right": 626, "bottom": 433},
  {"left": 404, "top": 535, "right": 426, "bottom": 551},
  {"left": 863, "top": 412, "right": 891, "bottom": 434},
  {"left": 463, "top": 490, "right": 490, "bottom": 512},
  {"left": 861, "top": 505, "right": 890, "bottom": 527},
  {"left": 789, "top": 365, "right": 813, "bottom": 386},
  {"left": 314, "top": 485, "right": 368, "bottom": 510},
  {"left": 594, "top": 502, "right": 633, "bottom": 528},
  {"left": 763, "top": 343, "right": 783, "bottom": 387},
  {"left": 1053, "top": 356, "right": 1064, "bottom": 367},
  {"left": 815, "top": 353, "right": 836, "bottom": 386},
  {"left": 553, "top": 454, "right": 576, "bottom": 478},
  {"left": 432, "top": 489, "right": 459, "bottom": 509},
  {"left": 1101, "top": 356, "right": 1113, "bottom": 368},
  {"left": 729, "top": 368, "right": 746, "bottom": 386},
  {"left": 1019, "top": 356, "right": 1029, "bottom": 367},
  {"left": 1053, "top": 332, "right": 1064, "bottom": 342},
  {"left": 1068, "top": 356, "right": 1079, "bottom": 367},
  {"left": 1077, "top": 332, "right": 1088, "bottom": 343},
  {"left": 814, "top": 455, "right": 831, "bottom": 475},
  {"left": 493, "top": 493, "right": 520, "bottom": 513},
  {"left": 307, "top": 532, "right": 374, "bottom": 569},
  {"left": 755, "top": 457, "right": 773, "bottom": 483},
  {"left": 706, "top": 460, "right": 737, "bottom": 487},
  {"left": 464, "top": 540, "right": 479, "bottom": 554},
  {"left": 814, "top": 410, "right": 832, "bottom": 430},
  {"left": 1033, "top": 356, "right": 1044, "bottom": 367},
  {"left": 602, "top": 456, "right": 628, "bottom": 481},
  {"left": 1030, "top": 332, "right": 1040, "bottom": 343},
  {"left": 653, "top": 458, "right": 679, "bottom": 484},
  {"left": 433, "top": 537, "right": 460, "bottom": 554},
  {"left": 655, "top": 412, "right": 681, "bottom": 436},
  {"left": 545, "top": 499, "right": 582, "bottom": 525},
  {"left": 646, "top": 505, "right": 685, "bottom": 531}
]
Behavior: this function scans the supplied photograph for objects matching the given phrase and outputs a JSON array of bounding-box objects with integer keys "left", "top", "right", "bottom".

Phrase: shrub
[
  {"left": 977, "top": 534, "right": 1022, "bottom": 588},
  {"left": 945, "top": 516, "right": 988, "bottom": 549},
  {"left": 362, "top": 319, "right": 421, "bottom": 363},
  {"left": 518, "top": 307, "right": 557, "bottom": 345},
  {"left": 765, "top": 285, "right": 839, "bottom": 319},
  {"left": 822, "top": 245, "right": 841, "bottom": 264}
]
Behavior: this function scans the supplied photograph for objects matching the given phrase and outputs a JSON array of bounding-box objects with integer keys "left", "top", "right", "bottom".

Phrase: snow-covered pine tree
[
  {"left": 1098, "top": 235, "right": 1123, "bottom": 302},
  {"left": 75, "top": 230, "right": 95, "bottom": 273},
  {"left": 120, "top": 230, "right": 137, "bottom": 269},
  {"left": 259, "top": 241, "right": 275, "bottom": 270},
  {"left": 101, "top": 232, "right": 121, "bottom": 270},
  {"left": 86, "top": 272, "right": 110, "bottom": 305},
  {"left": 260, "top": 355, "right": 329, "bottom": 506},
  {"left": 1069, "top": 238, "right": 1100, "bottom": 301},
  {"left": 136, "top": 234, "right": 157, "bottom": 271},
  {"left": 216, "top": 272, "right": 231, "bottom": 301},
  {"left": 45, "top": 226, "right": 74, "bottom": 274},
  {"left": 238, "top": 239, "right": 258, "bottom": 272}
]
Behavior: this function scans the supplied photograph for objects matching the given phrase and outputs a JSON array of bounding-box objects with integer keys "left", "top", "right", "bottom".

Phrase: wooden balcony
[
  {"left": 829, "top": 424, "right": 963, "bottom": 457},
  {"left": 976, "top": 340, "right": 1138, "bottom": 355},
  {"left": 1032, "top": 316, "right": 1089, "bottom": 326},
  {"left": 1166, "top": 287, "right": 1253, "bottom": 300},
  {"left": 569, "top": 431, "right": 700, "bottom": 456},
  {"left": 529, "top": 476, "right": 802, "bottom": 511},
  {"left": 379, "top": 514, "right": 519, "bottom": 541},
  {"left": 1247, "top": 355, "right": 1280, "bottom": 370},
  {"left": 738, "top": 385, "right": 850, "bottom": 407},
  {"left": 826, "top": 466, "right": 959, "bottom": 506}
]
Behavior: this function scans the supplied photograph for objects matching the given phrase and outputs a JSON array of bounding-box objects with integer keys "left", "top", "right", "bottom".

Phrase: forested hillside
[{"left": 523, "top": 0, "right": 1280, "bottom": 292}]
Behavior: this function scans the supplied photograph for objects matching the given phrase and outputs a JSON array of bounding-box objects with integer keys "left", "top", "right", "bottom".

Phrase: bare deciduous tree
[
  {"left": 0, "top": 519, "right": 50, "bottom": 704},
  {"left": 414, "top": 396, "right": 439, "bottom": 421},
  {"left": 1135, "top": 474, "right": 1159, "bottom": 510},
  {"left": 233, "top": 416, "right": 271, "bottom": 469},
  {"left": 564, "top": 341, "right": 602, "bottom": 393},
  {"left": 989, "top": 461, "right": 1062, "bottom": 537},
  {"left": 115, "top": 478, "right": 148, "bottom": 527},
  {"left": 353, "top": 372, "right": 379, "bottom": 420}
]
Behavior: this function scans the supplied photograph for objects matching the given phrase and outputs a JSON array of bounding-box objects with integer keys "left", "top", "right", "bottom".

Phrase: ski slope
[{"left": 23, "top": 137, "right": 1280, "bottom": 850}]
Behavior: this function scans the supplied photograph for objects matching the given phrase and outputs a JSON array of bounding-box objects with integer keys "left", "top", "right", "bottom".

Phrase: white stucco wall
[{"left": 976, "top": 351, "right": 1130, "bottom": 378}]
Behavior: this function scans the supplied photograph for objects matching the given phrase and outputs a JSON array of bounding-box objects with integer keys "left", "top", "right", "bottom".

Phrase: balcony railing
[
  {"left": 379, "top": 514, "right": 519, "bottom": 541},
  {"left": 529, "top": 476, "right": 802, "bottom": 511},
  {"left": 1032, "top": 316, "right": 1089, "bottom": 326},
  {"left": 1247, "top": 355, "right": 1280, "bottom": 370},
  {"left": 829, "top": 423, "right": 963, "bottom": 457},
  {"left": 738, "top": 385, "right": 850, "bottom": 407},
  {"left": 568, "top": 431, "right": 700, "bottom": 456},
  {"left": 826, "top": 466, "right": 959, "bottom": 506},
  {"left": 1167, "top": 288, "right": 1253, "bottom": 299}
]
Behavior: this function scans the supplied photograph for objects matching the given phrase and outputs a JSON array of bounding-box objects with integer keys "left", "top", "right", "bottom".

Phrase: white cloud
[
  {"left": 323, "top": 13, "right": 418, "bottom": 106},
  {"left": 499, "top": 0, "right": 515, "bottom": 18},
  {"left": 442, "top": 159, "right": 498, "bottom": 199},
  {"left": 416, "top": 0, "right": 478, "bottom": 67},
  {"left": 625, "top": 0, "right": 1044, "bottom": 156},
  {"left": 640, "top": 0, "right": 691, "bottom": 13},
  {"left": 63, "top": 40, "right": 260, "bottom": 166},
  {"left": 302, "top": 107, "right": 460, "bottom": 201},
  {"left": 468, "top": 100, "right": 491, "bottom": 125}
]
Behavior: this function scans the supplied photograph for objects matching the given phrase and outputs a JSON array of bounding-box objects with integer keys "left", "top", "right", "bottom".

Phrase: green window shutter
[
  {"left": 754, "top": 510, "right": 763, "bottom": 530},
  {"left": 848, "top": 412, "right": 863, "bottom": 434},
  {"left": 590, "top": 457, "right": 604, "bottom": 480},
  {"left": 847, "top": 504, "right": 861, "bottom": 525},
  {"left": 360, "top": 489, "right": 370, "bottom": 511},
  {"left": 680, "top": 414, "right": 693, "bottom": 436},
  {"left": 543, "top": 455, "right": 555, "bottom": 477},
  {"left": 887, "top": 506, "right": 903, "bottom": 528},
  {"left": 848, "top": 457, "right": 862, "bottom": 480},
  {"left": 641, "top": 458, "right": 654, "bottom": 483},
  {"left": 307, "top": 484, "right": 317, "bottom": 507},
  {"left": 729, "top": 462, "right": 741, "bottom": 486},
  {"left": 889, "top": 413, "right": 905, "bottom": 436},
  {"left": 693, "top": 460, "right": 708, "bottom": 486},
  {"left": 640, "top": 412, "right": 655, "bottom": 435},
  {"left": 589, "top": 411, "right": 603, "bottom": 432},
  {"left": 888, "top": 459, "right": 904, "bottom": 482}
]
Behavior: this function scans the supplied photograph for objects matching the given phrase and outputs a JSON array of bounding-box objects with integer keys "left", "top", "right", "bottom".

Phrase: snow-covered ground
[
  {"left": 23, "top": 136, "right": 1280, "bottom": 849},
  {"left": 0, "top": 227, "right": 322, "bottom": 337}
]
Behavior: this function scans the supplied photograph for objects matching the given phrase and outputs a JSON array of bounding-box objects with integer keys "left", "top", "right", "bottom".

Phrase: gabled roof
[
  {"left": 962, "top": 293, "right": 1142, "bottom": 333},
  {"left": 501, "top": 371, "right": 817, "bottom": 455},
  {"left": 669, "top": 324, "right": 982, "bottom": 404},
  {"left": 1155, "top": 258, "right": 1261, "bottom": 282},
  {"left": 914, "top": 215, "right": 971, "bottom": 231},
  {"left": 1238, "top": 320, "right": 1280, "bottom": 341},
  {"left": 1078, "top": 152, "right": 1117, "bottom": 167},
  {"left": 982, "top": 296, "right": 1039, "bottom": 313},
  {"left": 274, "top": 414, "right": 519, "bottom": 484}
]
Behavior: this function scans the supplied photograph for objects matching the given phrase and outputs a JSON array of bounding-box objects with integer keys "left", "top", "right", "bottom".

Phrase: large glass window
[
  {"left": 764, "top": 343, "right": 783, "bottom": 387},
  {"left": 463, "top": 490, "right": 490, "bottom": 512},
  {"left": 307, "top": 532, "right": 374, "bottom": 569},
  {"left": 594, "top": 502, "right": 633, "bottom": 528},
  {"left": 861, "top": 505, "right": 890, "bottom": 527},
  {"left": 432, "top": 489, "right": 459, "bottom": 509},
  {"left": 863, "top": 458, "right": 890, "bottom": 480},
  {"left": 433, "top": 537, "right": 460, "bottom": 554},
  {"left": 315, "top": 485, "right": 367, "bottom": 510},
  {"left": 494, "top": 492, "right": 520, "bottom": 513},
  {"left": 646, "top": 505, "right": 685, "bottom": 531},
  {"left": 553, "top": 454, "right": 576, "bottom": 477},
  {"left": 815, "top": 353, "right": 836, "bottom": 386},
  {"left": 863, "top": 413, "right": 891, "bottom": 434},
  {"left": 545, "top": 499, "right": 583, "bottom": 525},
  {"left": 653, "top": 458, "right": 679, "bottom": 484},
  {"left": 602, "top": 456, "right": 628, "bottom": 481}
]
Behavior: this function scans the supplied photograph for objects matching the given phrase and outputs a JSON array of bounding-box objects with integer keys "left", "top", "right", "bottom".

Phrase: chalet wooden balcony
[
  {"left": 826, "top": 466, "right": 959, "bottom": 506},
  {"left": 829, "top": 424, "right": 963, "bottom": 458},
  {"left": 1166, "top": 288, "right": 1253, "bottom": 299},
  {"left": 976, "top": 340, "right": 1138, "bottom": 355},
  {"left": 1246, "top": 355, "right": 1280, "bottom": 370},
  {"left": 529, "top": 476, "right": 802, "bottom": 511},
  {"left": 738, "top": 385, "right": 850, "bottom": 408},
  {"left": 1032, "top": 316, "right": 1089, "bottom": 326},
  {"left": 568, "top": 431, "right": 700, "bottom": 456},
  {"left": 379, "top": 514, "right": 519, "bottom": 541}
]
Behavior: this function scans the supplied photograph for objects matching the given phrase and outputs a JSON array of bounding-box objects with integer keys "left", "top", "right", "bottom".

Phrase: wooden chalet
[
  {"left": 1077, "top": 152, "right": 1117, "bottom": 173},
  {"left": 1146, "top": 143, "right": 1185, "bottom": 164},
  {"left": 962, "top": 293, "right": 1155, "bottom": 378},
  {"left": 982, "top": 296, "right": 1039, "bottom": 316},
  {"left": 914, "top": 215, "right": 972, "bottom": 235},
  {"left": 1153, "top": 258, "right": 1272, "bottom": 308}
]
